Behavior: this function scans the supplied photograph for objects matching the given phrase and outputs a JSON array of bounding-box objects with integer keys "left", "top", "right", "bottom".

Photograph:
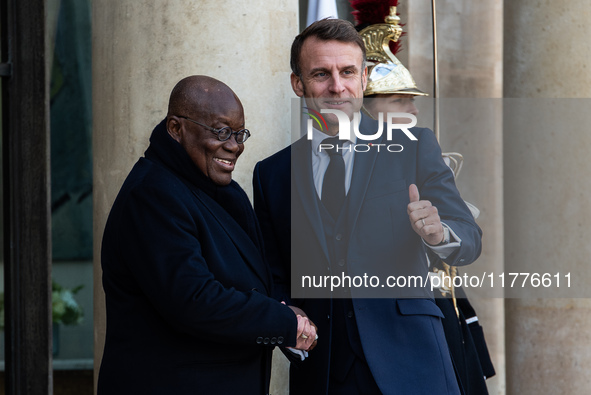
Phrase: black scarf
[{"left": 144, "top": 119, "right": 263, "bottom": 252}]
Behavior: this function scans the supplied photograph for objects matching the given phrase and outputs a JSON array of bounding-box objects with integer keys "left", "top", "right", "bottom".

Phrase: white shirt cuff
[
  {"left": 287, "top": 348, "right": 308, "bottom": 361},
  {"left": 424, "top": 222, "right": 461, "bottom": 260}
]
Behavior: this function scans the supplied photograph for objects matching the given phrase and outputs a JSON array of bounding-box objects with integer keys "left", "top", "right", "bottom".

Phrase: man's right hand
[
  {"left": 295, "top": 315, "right": 317, "bottom": 351},
  {"left": 283, "top": 302, "right": 318, "bottom": 351}
]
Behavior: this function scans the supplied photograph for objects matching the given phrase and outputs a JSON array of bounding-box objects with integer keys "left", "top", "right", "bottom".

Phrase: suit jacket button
[
  {"left": 338, "top": 259, "right": 345, "bottom": 267},
  {"left": 277, "top": 336, "right": 284, "bottom": 344},
  {"left": 270, "top": 337, "right": 277, "bottom": 344},
  {"left": 335, "top": 233, "right": 342, "bottom": 241},
  {"left": 263, "top": 337, "right": 270, "bottom": 344},
  {"left": 256, "top": 337, "right": 263, "bottom": 344},
  {"left": 347, "top": 311, "right": 354, "bottom": 318}
]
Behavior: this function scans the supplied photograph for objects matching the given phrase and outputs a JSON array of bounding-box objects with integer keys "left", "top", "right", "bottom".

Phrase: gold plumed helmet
[{"left": 350, "top": 0, "right": 427, "bottom": 96}]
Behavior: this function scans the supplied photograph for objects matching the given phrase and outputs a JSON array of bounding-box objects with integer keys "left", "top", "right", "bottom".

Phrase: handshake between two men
[{"left": 286, "top": 304, "right": 318, "bottom": 352}]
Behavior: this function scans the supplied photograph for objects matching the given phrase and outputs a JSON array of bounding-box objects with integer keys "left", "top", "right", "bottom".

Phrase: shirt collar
[{"left": 310, "top": 116, "right": 360, "bottom": 156}]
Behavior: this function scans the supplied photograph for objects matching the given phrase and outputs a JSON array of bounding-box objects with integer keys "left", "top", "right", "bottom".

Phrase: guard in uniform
[{"left": 350, "top": 1, "right": 496, "bottom": 393}]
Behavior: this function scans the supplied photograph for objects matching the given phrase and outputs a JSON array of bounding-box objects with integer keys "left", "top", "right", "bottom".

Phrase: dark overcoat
[{"left": 98, "top": 121, "right": 297, "bottom": 395}]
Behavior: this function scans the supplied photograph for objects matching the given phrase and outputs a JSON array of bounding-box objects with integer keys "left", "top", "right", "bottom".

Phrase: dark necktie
[{"left": 321, "top": 137, "right": 346, "bottom": 219}]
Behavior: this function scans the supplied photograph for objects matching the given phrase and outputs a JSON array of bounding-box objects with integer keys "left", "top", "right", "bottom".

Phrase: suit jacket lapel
[
  {"left": 346, "top": 115, "right": 382, "bottom": 240},
  {"left": 291, "top": 137, "right": 330, "bottom": 263},
  {"left": 191, "top": 187, "right": 272, "bottom": 292}
]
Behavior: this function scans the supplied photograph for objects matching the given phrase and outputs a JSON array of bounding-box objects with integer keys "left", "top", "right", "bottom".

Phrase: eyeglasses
[{"left": 177, "top": 116, "right": 251, "bottom": 144}]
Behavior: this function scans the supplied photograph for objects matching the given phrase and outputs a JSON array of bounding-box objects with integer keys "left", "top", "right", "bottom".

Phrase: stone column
[
  {"left": 407, "top": 1, "right": 505, "bottom": 394},
  {"left": 92, "top": 1, "right": 298, "bottom": 392},
  {"left": 504, "top": 1, "right": 591, "bottom": 394}
]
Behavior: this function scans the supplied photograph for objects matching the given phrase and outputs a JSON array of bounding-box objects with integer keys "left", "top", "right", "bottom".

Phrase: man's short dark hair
[{"left": 290, "top": 18, "right": 367, "bottom": 77}]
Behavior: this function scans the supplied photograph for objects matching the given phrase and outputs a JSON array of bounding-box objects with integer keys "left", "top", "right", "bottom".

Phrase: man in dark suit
[
  {"left": 253, "top": 19, "right": 482, "bottom": 394},
  {"left": 98, "top": 75, "right": 316, "bottom": 395}
]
